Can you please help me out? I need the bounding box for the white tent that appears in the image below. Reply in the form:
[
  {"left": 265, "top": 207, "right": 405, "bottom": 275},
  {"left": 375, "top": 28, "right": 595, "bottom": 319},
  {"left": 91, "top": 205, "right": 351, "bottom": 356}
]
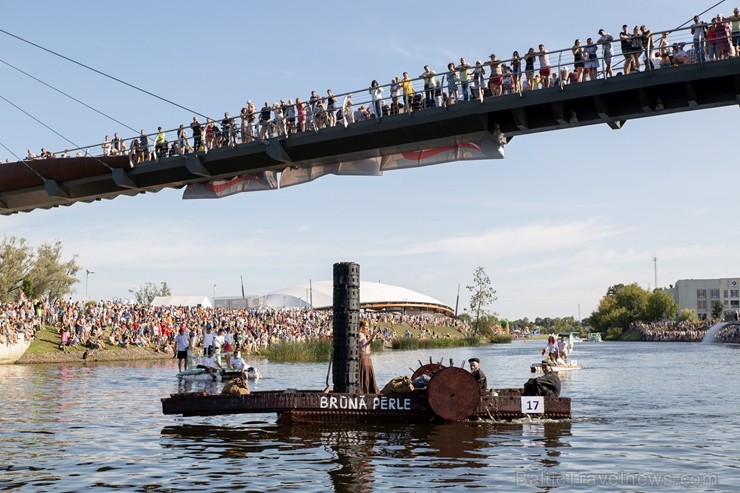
[{"left": 150, "top": 295, "right": 212, "bottom": 308}]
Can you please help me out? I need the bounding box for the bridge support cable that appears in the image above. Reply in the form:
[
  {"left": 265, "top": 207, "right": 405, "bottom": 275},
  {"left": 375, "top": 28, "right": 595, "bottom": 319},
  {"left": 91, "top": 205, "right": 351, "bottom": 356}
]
[
  {"left": 0, "top": 56, "right": 138, "bottom": 134},
  {"left": 0, "top": 28, "right": 208, "bottom": 120},
  {"left": 0, "top": 92, "right": 114, "bottom": 171}
]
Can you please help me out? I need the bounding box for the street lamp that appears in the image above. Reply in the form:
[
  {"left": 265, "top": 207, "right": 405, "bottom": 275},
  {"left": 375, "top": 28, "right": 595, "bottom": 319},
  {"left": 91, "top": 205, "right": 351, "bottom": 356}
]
[
  {"left": 213, "top": 284, "right": 217, "bottom": 303},
  {"left": 85, "top": 269, "right": 95, "bottom": 300}
]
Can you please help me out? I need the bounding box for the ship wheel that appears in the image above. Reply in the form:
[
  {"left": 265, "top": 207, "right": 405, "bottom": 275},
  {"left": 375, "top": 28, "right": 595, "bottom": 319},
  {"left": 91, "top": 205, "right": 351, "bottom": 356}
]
[{"left": 410, "top": 356, "right": 456, "bottom": 380}]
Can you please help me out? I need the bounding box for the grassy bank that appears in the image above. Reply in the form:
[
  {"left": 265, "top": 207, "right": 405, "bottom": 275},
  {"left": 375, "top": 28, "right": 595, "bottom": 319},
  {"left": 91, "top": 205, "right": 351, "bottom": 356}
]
[
  {"left": 19, "top": 323, "right": 512, "bottom": 365},
  {"left": 18, "top": 325, "right": 171, "bottom": 365}
]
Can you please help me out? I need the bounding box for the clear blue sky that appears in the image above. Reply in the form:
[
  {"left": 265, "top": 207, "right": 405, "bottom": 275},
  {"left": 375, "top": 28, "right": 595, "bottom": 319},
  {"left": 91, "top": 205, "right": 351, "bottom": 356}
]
[{"left": 1, "top": 1, "right": 737, "bottom": 320}]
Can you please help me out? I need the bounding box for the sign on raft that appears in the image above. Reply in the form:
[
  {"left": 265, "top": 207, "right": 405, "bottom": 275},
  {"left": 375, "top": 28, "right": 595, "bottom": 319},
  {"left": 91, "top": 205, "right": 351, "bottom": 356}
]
[
  {"left": 521, "top": 396, "right": 545, "bottom": 414},
  {"left": 319, "top": 395, "right": 412, "bottom": 411}
]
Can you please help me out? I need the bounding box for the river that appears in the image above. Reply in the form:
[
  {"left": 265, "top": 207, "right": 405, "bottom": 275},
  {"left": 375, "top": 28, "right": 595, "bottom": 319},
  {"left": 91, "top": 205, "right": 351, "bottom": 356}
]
[{"left": 2, "top": 341, "right": 738, "bottom": 492}]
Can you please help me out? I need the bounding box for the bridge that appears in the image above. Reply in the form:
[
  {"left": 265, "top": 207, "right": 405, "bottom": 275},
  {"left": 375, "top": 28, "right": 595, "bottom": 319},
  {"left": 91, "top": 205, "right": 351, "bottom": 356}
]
[{"left": 1, "top": 43, "right": 739, "bottom": 215}]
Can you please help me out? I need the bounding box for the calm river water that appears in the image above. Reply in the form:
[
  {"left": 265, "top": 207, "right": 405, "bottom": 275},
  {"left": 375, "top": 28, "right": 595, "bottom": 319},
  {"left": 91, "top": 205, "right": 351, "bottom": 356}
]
[{"left": 2, "top": 341, "right": 739, "bottom": 492}]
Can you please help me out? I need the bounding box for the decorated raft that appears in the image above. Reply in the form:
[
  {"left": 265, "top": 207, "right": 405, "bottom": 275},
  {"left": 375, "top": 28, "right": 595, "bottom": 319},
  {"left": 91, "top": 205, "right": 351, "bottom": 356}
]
[
  {"left": 162, "top": 365, "right": 571, "bottom": 424},
  {"left": 161, "top": 262, "right": 571, "bottom": 424}
]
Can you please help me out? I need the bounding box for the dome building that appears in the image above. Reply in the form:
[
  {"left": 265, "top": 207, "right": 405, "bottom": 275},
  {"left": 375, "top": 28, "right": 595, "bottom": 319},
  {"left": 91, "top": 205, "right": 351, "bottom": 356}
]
[{"left": 265, "top": 280, "right": 453, "bottom": 316}]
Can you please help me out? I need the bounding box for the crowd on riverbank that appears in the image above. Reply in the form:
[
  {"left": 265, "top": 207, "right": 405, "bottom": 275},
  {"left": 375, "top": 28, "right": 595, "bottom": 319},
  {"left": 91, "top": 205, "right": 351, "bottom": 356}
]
[
  {"left": 631, "top": 320, "right": 710, "bottom": 342},
  {"left": 12, "top": 299, "right": 471, "bottom": 356},
  {"left": 1, "top": 299, "right": 43, "bottom": 346},
  {"left": 629, "top": 319, "right": 740, "bottom": 343}
]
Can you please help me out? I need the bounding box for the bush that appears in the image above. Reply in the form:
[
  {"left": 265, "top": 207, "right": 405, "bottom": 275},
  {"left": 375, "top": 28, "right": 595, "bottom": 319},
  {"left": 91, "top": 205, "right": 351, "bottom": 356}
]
[{"left": 606, "top": 327, "right": 623, "bottom": 340}]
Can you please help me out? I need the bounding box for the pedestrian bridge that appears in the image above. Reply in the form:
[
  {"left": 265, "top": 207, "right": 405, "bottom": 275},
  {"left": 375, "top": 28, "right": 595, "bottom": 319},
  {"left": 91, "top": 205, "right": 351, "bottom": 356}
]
[{"left": 1, "top": 56, "right": 739, "bottom": 215}]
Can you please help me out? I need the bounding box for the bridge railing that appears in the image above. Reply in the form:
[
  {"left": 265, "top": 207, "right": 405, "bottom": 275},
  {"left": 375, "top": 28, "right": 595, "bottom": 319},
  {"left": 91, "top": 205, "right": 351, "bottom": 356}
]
[{"left": 20, "top": 22, "right": 728, "bottom": 164}]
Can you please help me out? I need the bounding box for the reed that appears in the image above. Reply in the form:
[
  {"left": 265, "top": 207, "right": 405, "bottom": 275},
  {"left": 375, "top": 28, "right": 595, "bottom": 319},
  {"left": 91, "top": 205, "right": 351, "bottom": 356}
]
[
  {"left": 489, "top": 334, "right": 514, "bottom": 344},
  {"left": 391, "top": 336, "right": 481, "bottom": 351},
  {"left": 262, "top": 339, "right": 333, "bottom": 363}
]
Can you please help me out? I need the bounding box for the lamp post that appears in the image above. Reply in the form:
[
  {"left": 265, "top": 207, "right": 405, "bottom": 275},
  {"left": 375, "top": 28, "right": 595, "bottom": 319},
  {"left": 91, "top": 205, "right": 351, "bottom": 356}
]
[
  {"left": 85, "top": 269, "right": 95, "bottom": 300},
  {"left": 213, "top": 284, "right": 217, "bottom": 304}
]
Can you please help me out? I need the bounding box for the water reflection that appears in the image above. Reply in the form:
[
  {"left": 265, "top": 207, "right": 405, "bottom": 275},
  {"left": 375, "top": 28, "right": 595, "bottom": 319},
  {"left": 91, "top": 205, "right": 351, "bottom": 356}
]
[{"left": 160, "top": 419, "right": 573, "bottom": 492}]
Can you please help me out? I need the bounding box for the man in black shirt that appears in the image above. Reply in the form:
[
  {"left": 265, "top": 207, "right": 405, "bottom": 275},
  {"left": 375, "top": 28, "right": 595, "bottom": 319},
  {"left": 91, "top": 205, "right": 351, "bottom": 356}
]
[
  {"left": 468, "top": 357, "right": 488, "bottom": 391},
  {"left": 523, "top": 360, "right": 561, "bottom": 397}
]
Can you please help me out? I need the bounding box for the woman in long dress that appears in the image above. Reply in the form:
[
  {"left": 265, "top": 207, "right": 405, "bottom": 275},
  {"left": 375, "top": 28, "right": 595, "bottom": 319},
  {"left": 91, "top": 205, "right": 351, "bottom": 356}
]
[{"left": 358, "top": 320, "right": 379, "bottom": 394}]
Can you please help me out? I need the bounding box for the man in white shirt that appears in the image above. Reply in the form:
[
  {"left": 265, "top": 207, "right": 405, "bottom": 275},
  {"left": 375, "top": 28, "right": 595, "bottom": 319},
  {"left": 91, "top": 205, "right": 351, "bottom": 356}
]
[
  {"left": 231, "top": 351, "right": 245, "bottom": 371},
  {"left": 201, "top": 348, "right": 223, "bottom": 379},
  {"left": 691, "top": 15, "right": 707, "bottom": 63},
  {"left": 174, "top": 326, "right": 190, "bottom": 372},
  {"left": 202, "top": 326, "right": 215, "bottom": 355}
]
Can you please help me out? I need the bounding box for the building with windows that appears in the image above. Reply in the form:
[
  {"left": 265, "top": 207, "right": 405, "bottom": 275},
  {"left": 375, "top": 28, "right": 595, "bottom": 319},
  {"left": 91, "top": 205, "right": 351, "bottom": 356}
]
[{"left": 665, "top": 278, "right": 740, "bottom": 320}]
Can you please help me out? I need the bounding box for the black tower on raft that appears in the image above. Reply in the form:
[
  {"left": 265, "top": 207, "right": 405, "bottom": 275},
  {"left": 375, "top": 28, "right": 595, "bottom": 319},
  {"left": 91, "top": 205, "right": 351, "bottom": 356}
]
[{"left": 332, "top": 262, "right": 360, "bottom": 393}]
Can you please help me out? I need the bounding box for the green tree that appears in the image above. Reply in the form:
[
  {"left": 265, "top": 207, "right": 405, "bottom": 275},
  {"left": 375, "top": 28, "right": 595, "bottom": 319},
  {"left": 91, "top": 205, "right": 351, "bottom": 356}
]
[
  {"left": 590, "top": 283, "right": 649, "bottom": 332},
  {"left": 129, "top": 281, "right": 172, "bottom": 304},
  {"left": 465, "top": 267, "right": 497, "bottom": 334},
  {"left": 711, "top": 301, "right": 724, "bottom": 319},
  {"left": 0, "top": 236, "right": 32, "bottom": 300},
  {"left": 26, "top": 241, "right": 80, "bottom": 300},
  {"left": 644, "top": 290, "right": 679, "bottom": 321},
  {"left": 677, "top": 308, "right": 697, "bottom": 323},
  {"left": 0, "top": 236, "right": 79, "bottom": 302}
]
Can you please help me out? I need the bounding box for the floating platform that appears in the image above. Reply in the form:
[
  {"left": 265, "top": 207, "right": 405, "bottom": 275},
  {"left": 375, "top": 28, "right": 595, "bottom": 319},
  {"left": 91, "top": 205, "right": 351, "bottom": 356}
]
[
  {"left": 162, "top": 367, "right": 571, "bottom": 424},
  {"left": 530, "top": 361, "right": 582, "bottom": 374}
]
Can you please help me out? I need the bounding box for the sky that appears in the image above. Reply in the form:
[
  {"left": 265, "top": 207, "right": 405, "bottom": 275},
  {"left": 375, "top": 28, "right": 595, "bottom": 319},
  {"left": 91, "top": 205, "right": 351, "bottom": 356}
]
[{"left": 1, "top": 1, "right": 738, "bottom": 321}]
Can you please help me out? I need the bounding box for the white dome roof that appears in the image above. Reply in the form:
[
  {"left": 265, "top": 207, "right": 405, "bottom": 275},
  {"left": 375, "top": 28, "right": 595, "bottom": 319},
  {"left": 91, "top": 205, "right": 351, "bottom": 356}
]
[{"left": 266, "top": 280, "right": 451, "bottom": 313}]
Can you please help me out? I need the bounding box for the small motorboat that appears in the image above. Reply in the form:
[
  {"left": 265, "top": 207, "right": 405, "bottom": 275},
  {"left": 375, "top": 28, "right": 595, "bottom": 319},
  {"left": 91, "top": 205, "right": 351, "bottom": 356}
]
[
  {"left": 177, "top": 366, "right": 262, "bottom": 381},
  {"left": 530, "top": 360, "right": 581, "bottom": 373}
]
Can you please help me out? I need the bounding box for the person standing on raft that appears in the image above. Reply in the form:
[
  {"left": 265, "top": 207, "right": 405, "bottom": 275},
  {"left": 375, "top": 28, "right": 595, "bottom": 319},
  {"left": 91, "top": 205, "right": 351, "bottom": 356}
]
[{"left": 358, "top": 320, "right": 379, "bottom": 394}]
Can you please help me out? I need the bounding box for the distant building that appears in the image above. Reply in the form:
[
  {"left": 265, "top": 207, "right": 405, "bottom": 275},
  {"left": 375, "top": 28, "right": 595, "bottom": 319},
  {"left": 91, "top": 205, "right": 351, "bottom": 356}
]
[
  {"left": 665, "top": 278, "right": 740, "bottom": 320},
  {"left": 214, "top": 281, "right": 453, "bottom": 316}
]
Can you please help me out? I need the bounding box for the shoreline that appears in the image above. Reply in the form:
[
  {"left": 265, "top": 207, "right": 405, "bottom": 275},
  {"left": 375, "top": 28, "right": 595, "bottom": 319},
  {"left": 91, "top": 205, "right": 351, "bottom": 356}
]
[{"left": 16, "top": 347, "right": 174, "bottom": 365}]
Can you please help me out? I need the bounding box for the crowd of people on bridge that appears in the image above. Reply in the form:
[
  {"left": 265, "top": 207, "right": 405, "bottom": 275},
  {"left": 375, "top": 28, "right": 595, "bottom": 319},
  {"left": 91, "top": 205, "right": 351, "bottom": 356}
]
[{"left": 12, "top": 9, "right": 740, "bottom": 164}]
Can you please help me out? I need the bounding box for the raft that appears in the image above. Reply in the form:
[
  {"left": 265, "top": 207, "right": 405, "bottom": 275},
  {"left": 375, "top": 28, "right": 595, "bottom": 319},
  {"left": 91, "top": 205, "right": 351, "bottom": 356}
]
[{"left": 162, "top": 366, "right": 571, "bottom": 423}]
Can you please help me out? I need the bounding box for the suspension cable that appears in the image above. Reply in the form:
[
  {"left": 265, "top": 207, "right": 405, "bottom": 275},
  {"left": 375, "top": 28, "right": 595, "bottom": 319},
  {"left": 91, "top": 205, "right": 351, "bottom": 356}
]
[
  {"left": 0, "top": 139, "right": 51, "bottom": 182},
  {"left": 0, "top": 28, "right": 208, "bottom": 119},
  {"left": 0, "top": 93, "right": 113, "bottom": 170},
  {"left": 0, "top": 56, "right": 138, "bottom": 134}
]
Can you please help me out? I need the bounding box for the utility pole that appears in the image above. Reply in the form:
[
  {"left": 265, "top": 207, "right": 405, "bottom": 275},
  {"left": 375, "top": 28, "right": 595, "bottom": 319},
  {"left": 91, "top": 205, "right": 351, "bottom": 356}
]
[
  {"left": 653, "top": 254, "right": 658, "bottom": 290},
  {"left": 454, "top": 283, "right": 460, "bottom": 317},
  {"left": 85, "top": 269, "right": 95, "bottom": 300}
]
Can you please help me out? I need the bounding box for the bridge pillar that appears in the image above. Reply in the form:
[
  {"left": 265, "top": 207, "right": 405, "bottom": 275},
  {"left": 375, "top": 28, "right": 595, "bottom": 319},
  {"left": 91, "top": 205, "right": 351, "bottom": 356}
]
[{"left": 332, "top": 262, "right": 360, "bottom": 393}]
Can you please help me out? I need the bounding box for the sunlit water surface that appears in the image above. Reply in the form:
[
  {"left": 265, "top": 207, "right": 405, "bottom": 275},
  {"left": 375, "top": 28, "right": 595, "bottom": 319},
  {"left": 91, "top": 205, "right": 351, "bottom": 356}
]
[{"left": 2, "top": 341, "right": 739, "bottom": 492}]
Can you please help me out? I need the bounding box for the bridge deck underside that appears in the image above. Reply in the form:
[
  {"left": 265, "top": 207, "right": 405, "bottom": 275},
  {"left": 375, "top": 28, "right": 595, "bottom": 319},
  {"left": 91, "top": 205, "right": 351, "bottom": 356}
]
[{"left": 1, "top": 59, "right": 738, "bottom": 215}]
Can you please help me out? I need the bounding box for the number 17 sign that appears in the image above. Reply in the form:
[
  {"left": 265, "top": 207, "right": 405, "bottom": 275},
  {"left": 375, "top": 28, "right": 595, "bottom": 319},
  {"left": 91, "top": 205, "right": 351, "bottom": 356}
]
[{"left": 521, "top": 396, "right": 544, "bottom": 414}]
